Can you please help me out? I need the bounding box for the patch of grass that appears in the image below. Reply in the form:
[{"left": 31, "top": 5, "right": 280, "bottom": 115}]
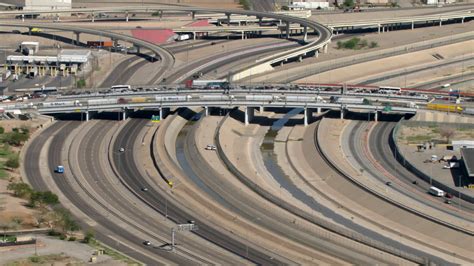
[
  {"left": 239, "top": 0, "right": 251, "bottom": 10},
  {"left": 1, "top": 235, "right": 17, "bottom": 242}
]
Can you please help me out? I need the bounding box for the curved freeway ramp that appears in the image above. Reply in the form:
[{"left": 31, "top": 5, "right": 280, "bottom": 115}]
[{"left": 0, "top": 6, "right": 333, "bottom": 84}]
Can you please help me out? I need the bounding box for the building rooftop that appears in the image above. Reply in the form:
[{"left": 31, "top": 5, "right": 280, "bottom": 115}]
[{"left": 461, "top": 148, "right": 474, "bottom": 178}]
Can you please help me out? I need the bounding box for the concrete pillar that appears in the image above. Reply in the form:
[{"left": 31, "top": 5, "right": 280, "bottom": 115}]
[
  {"left": 226, "top": 13, "right": 231, "bottom": 26},
  {"left": 298, "top": 56, "right": 303, "bottom": 62},
  {"left": 21, "top": 14, "right": 25, "bottom": 22},
  {"left": 374, "top": 111, "right": 378, "bottom": 122},
  {"left": 382, "top": 26, "right": 385, "bottom": 33},
  {"left": 260, "top": 106, "right": 264, "bottom": 113},
  {"left": 91, "top": 13, "right": 95, "bottom": 22},
  {"left": 122, "top": 109, "right": 127, "bottom": 120},
  {"left": 462, "top": 17, "right": 464, "bottom": 23},
  {"left": 439, "top": 20, "right": 442, "bottom": 27},
  {"left": 191, "top": 11, "right": 196, "bottom": 20},
  {"left": 378, "top": 24, "right": 380, "bottom": 34},
  {"left": 125, "top": 12, "right": 129, "bottom": 22},
  {"left": 323, "top": 44, "right": 328, "bottom": 53},
  {"left": 28, "top": 27, "right": 31, "bottom": 35},
  {"left": 285, "top": 21, "right": 290, "bottom": 39},
  {"left": 315, "top": 50, "right": 319, "bottom": 58},
  {"left": 258, "top": 16, "right": 262, "bottom": 26},
  {"left": 303, "top": 25, "right": 308, "bottom": 42},
  {"left": 204, "top": 106, "right": 209, "bottom": 116},
  {"left": 411, "top": 21, "right": 414, "bottom": 30},
  {"left": 317, "top": 107, "right": 321, "bottom": 114},
  {"left": 134, "top": 45, "right": 140, "bottom": 54},
  {"left": 241, "top": 31, "right": 244, "bottom": 40},
  {"left": 75, "top": 32, "right": 80, "bottom": 45},
  {"left": 85, "top": 111, "right": 89, "bottom": 121},
  {"left": 159, "top": 107, "right": 170, "bottom": 119},
  {"left": 340, "top": 108, "right": 345, "bottom": 120},
  {"left": 304, "top": 108, "right": 312, "bottom": 126},
  {"left": 245, "top": 107, "right": 254, "bottom": 126}
]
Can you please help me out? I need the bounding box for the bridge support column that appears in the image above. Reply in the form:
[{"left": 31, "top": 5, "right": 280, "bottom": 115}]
[
  {"left": 28, "top": 27, "right": 32, "bottom": 35},
  {"left": 315, "top": 50, "right": 319, "bottom": 58},
  {"left": 122, "top": 109, "right": 127, "bottom": 120},
  {"left": 134, "top": 45, "right": 140, "bottom": 54},
  {"left": 260, "top": 106, "right": 264, "bottom": 113},
  {"left": 285, "top": 21, "right": 290, "bottom": 39},
  {"left": 298, "top": 56, "right": 303, "bottom": 62},
  {"left": 439, "top": 20, "right": 442, "bottom": 27},
  {"left": 377, "top": 24, "right": 380, "bottom": 34},
  {"left": 304, "top": 108, "right": 312, "bottom": 127},
  {"left": 191, "top": 11, "right": 196, "bottom": 20},
  {"left": 159, "top": 10, "right": 163, "bottom": 20},
  {"left": 303, "top": 25, "right": 308, "bottom": 42},
  {"left": 91, "top": 13, "right": 95, "bottom": 22},
  {"left": 75, "top": 32, "right": 80, "bottom": 45},
  {"left": 462, "top": 17, "right": 464, "bottom": 23},
  {"left": 323, "top": 44, "right": 328, "bottom": 53},
  {"left": 258, "top": 16, "right": 263, "bottom": 26},
  {"left": 374, "top": 111, "right": 378, "bottom": 122},
  {"left": 245, "top": 106, "right": 254, "bottom": 126},
  {"left": 382, "top": 26, "right": 385, "bottom": 33},
  {"left": 411, "top": 21, "right": 414, "bottom": 30},
  {"left": 85, "top": 111, "right": 89, "bottom": 121},
  {"left": 159, "top": 107, "right": 170, "bottom": 120},
  {"left": 204, "top": 106, "right": 210, "bottom": 116},
  {"left": 317, "top": 107, "right": 322, "bottom": 114},
  {"left": 226, "top": 13, "right": 231, "bottom": 26},
  {"left": 340, "top": 108, "right": 345, "bottom": 120},
  {"left": 241, "top": 31, "right": 245, "bottom": 40},
  {"left": 21, "top": 14, "right": 25, "bottom": 22},
  {"left": 125, "top": 12, "right": 129, "bottom": 22}
]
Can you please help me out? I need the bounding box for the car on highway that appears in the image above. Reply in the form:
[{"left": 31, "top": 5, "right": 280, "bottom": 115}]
[
  {"left": 55, "top": 165, "right": 64, "bottom": 174},
  {"left": 141, "top": 188, "right": 148, "bottom": 192},
  {"left": 445, "top": 199, "right": 452, "bottom": 204},
  {"left": 119, "top": 147, "right": 125, "bottom": 152},
  {"left": 385, "top": 181, "right": 392, "bottom": 186},
  {"left": 445, "top": 193, "right": 453, "bottom": 199},
  {"left": 143, "top": 241, "right": 151, "bottom": 246},
  {"left": 205, "top": 144, "right": 217, "bottom": 150}
]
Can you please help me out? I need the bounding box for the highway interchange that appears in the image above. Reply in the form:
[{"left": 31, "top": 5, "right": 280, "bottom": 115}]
[{"left": 4, "top": 1, "right": 474, "bottom": 265}]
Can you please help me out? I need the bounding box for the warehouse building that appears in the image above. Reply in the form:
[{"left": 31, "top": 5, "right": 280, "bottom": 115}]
[
  {"left": 0, "top": 0, "right": 71, "bottom": 10},
  {"left": 460, "top": 148, "right": 474, "bottom": 180}
]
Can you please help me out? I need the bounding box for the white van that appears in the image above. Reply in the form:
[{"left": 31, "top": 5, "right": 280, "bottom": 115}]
[{"left": 429, "top": 186, "right": 445, "bottom": 197}]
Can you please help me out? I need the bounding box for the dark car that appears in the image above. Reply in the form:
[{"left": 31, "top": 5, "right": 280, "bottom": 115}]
[{"left": 445, "top": 193, "right": 453, "bottom": 199}]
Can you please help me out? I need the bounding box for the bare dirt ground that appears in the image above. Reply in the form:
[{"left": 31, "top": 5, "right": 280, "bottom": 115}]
[{"left": 1, "top": 236, "right": 128, "bottom": 266}]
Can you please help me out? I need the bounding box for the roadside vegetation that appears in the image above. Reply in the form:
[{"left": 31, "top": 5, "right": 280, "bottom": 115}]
[
  {"left": 5, "top": 182, "right": 82, "bottom": 239},
  {"left": 5, "top": 253, "right": 82, "bottom": 266},
  {"left": 336, "top": 37, "right": 378, "bottom": 50},
  {"left": 0, "top": 126, "right": 29, "bottom": 179},
  {"left": 239, "top": 0, "right": 251, "bottom": 10}
]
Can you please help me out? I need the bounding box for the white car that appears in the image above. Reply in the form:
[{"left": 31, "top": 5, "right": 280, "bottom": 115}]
[
  {"left": 119, "top": 147, "right": 125, "bottom": 152},
  {"left": 205, "top": 144, "right": 217, "bottom": 150}
]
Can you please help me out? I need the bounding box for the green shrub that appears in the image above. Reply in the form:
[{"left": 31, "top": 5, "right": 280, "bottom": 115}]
[
  {"left": 369, "top": 41, "right": 378, "bottom": 48},
  {"left": 0, "top": 127, "right": 4, "bottom": 134},
  {"left": 76, "top": 79, "right": 86, "bottom": 88},
  {"left": 5, "top": 155, "right": 19, "bottom": 169},
  {"left": 7, "top": 182, "right": 32, "bottom": 198},
  {"left": 29, "top": 256, "right": 41, "bottom": 263},
  {"left": 59, "top": 234, "right": 66, "bottom": 240},
  {"left": 83, "top": 229, "right": 95, "bottom": 243},
  {"left": 239, "top": 0, "right": 251, "bottom": 10},
  {"left": 68, "top": 236, "right": 76, "bottom": 241}
]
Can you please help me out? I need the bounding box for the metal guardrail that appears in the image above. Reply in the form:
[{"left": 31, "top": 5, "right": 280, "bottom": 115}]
[
  {"left": 391, "top": 119, "right": 474, "bottom": 204},
  {"left": 315, "top": 117, "right": 474, "bottom": 235},
  {"left": 213, "top": 112, "right": 425, "bottom": 264}
]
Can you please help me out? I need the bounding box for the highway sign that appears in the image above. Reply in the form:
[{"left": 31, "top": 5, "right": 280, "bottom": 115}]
[{"left": 151, "top": 115, "right": 160, "bottom": 122}]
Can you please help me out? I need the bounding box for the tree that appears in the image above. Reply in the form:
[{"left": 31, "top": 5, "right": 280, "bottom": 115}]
[
  {"left": 5, "top": 155, "right": 19, "bottom": 169},
  {"left": 440, "top": 127, "right": 455, "bottom": 144},
  {"left": 343, "top": 0, "right": 355, "bottom": 8},
  {"left": 5, "top": 132, "right": 29, "bottom": 146},
  {"left": 83, "top": 229, "right": 95, "bottom": 243},
  {"left": 29, "top": 191, "right": 59, "bottom": 208},
  {"left": 0, "top": 127, "right": 4, "bottom": 134},
  {"left": 7, "top": 182, "right": 32, "bottom": 198},
  {"left": 54, "top": 208, "right": 80, "bottom": 234}
]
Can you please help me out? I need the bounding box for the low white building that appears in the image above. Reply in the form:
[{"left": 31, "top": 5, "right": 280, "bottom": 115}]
[
  {"left": 290, "top": 1, "right": 330, "bottom": 9},
  {"left": 1, "top": 0, "right": 71, "bottom": 10},
  {"left": 425, "top": 0, "right": 439, "bottom": 5},
  {"left": 452, "top": 140, "right": 474, "bottom": 151}
]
